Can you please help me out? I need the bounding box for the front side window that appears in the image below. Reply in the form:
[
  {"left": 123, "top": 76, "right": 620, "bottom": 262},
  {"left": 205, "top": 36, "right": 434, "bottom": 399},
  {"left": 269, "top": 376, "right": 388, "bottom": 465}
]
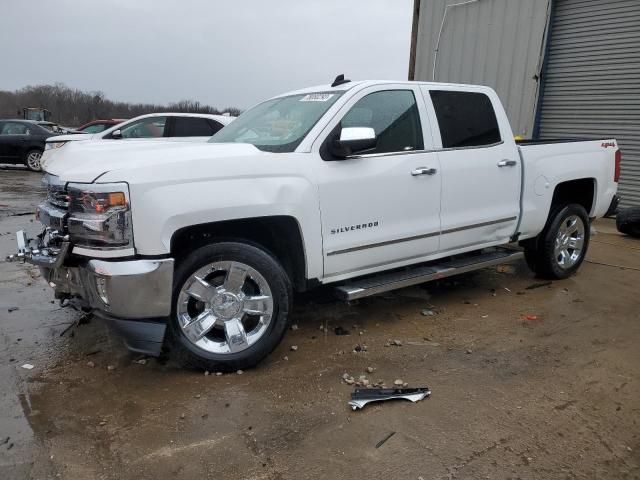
[
  {"left": 173, "top": 117, "right": 217, "bottom": 137},
  {"left": 340, "top": 90, "right": 424, "bottom": 154},
  {"left": 120, "top": 116, "right": 167, "bottom": 138},
  {"left": 0, "top": 122, "right": 30, "bottom": 135},
  {"left": 430, "top": 91, "right": 501, "bottom": 148},
  {"left": 210, "top": 92, "right": 343, "bottom": 153}
]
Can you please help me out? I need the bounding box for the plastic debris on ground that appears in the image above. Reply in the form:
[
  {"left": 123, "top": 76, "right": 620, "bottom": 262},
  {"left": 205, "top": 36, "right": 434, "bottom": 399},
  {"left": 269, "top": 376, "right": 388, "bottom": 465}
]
[{"left": 348, "top": 387, "right": 431, "bottom": 410}]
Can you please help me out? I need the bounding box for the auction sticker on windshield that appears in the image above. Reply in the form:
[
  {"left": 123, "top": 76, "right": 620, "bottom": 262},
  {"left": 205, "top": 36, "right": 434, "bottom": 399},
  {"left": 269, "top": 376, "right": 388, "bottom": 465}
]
[{"left": 300, "top": 93, "right": 335, "bottom": 102}]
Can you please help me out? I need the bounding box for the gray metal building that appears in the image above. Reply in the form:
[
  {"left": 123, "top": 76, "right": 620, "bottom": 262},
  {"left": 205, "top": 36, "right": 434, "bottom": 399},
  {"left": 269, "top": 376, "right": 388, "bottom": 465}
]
[{"left": 410, "top": 0, "right": 640, "bottom": 207}]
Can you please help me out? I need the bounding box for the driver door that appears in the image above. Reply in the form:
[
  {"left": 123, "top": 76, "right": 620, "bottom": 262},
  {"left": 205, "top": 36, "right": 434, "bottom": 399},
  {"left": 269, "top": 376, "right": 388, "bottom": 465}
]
[{"left": 312, "top": 85, "right": 442, "bottom": 280}]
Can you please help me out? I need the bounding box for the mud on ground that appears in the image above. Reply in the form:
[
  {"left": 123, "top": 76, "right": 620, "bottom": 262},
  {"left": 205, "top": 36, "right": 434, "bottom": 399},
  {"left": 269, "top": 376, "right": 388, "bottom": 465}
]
[{"left": 0, "top": 166, "right": 638, "bottom": 479}]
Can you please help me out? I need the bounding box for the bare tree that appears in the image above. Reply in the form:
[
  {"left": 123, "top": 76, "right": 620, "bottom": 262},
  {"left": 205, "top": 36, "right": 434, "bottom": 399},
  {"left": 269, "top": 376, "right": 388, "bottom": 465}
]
[{"left": 0, "top": 83, "right": 240, "bottom": 126}]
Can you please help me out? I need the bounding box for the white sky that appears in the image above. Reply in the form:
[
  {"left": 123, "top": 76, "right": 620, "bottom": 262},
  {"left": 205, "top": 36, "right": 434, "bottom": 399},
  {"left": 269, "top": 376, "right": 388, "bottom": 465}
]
[{"left": 1, "top": 0, "right": 414, "bottom": 109}]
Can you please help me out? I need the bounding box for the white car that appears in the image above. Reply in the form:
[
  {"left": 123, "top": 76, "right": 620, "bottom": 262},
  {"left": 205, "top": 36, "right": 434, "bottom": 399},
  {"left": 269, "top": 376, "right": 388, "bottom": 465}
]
[
  {"left": 13, "top": 78, "right": 620, "bottom": 371},
  {"left": 41, "top": 112, "right": 235, "bottom": 169}
]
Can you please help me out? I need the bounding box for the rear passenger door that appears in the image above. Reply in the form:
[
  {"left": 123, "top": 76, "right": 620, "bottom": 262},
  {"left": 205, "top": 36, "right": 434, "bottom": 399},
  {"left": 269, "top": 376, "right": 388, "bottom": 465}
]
[
  {"left": 422, "top": 87, "right": 521, "bottom": 253},
  {"left": 170, "top": 117, "right": 222, "bottom": 137}
]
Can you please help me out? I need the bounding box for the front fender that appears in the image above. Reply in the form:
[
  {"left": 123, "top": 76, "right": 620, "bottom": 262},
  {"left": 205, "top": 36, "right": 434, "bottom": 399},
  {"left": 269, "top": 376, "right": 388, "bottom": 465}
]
[{"left": 126, "top": 163, "right": 323, "bottom": 280}]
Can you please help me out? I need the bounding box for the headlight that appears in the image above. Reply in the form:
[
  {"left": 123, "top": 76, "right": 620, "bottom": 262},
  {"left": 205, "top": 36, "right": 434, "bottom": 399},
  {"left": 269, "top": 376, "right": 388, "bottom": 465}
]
[
  {"left": 45, "top": 141, "right": 68, "bottom": 150},
  {"left": 67, "top": 183, "right": 133, "bottom": 250}
]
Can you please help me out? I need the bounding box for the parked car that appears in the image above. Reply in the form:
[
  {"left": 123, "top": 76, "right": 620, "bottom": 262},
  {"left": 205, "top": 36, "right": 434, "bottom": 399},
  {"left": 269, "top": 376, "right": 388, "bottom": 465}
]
[
  {"left": 41, "top": 113, "right": 235, "bottom": 170},
  {"left": 11, "top": 78, "right": 620, "bottom": 371},
  {"left": 43, "top": 112, "right": 235, "bottom": 150},
  {"left": 0, "top": 119, "right": 57, "bottom": 171},
  {"left": 75, "top": 119, "right": 127, "bottom": 134}
]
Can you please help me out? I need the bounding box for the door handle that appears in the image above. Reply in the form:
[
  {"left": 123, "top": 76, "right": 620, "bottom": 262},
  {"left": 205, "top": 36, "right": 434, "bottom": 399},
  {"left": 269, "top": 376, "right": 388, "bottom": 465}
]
[
  {"left": 497, "top": 159, "right": 517, "bottom": 167},
  {"left": 411, "top": 167, "right": 437, "bottom": 176}
]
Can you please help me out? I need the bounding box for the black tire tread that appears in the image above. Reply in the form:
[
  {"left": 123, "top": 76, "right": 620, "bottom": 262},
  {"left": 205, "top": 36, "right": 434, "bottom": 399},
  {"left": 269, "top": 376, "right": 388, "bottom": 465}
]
[
  {"left": 616, "top": 207, "right": 640, "bottom": 238},
  {"left": 524, "top": 203, "right": 590, "bottom": 280}
]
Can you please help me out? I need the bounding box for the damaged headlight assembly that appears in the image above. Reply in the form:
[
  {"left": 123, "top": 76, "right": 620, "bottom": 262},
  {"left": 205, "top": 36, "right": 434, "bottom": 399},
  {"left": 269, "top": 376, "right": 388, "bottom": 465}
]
[
  {"left": 45, "top": 141, "right": 68, "bottom": 150},
  {"left": 67, "top": 183, "right": 134, "bottom": 251}
]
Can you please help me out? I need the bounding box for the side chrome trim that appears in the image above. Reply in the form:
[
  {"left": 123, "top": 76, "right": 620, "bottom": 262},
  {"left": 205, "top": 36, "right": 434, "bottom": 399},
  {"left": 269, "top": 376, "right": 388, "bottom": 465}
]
[
  {"left": 346, "top": 140, "right": 505, "bottom": 160},
  {"left": 324, "top": 251, "right": 437, "bottom": 278},
  {"left": 325, "top": 216, "right": 517, "bottom": 257},
  {"left": 326, "top": 231, "right": 439, "bottom": 257},
  {"left": 441, "top": 216, "right": 517, "bottom": 235}
]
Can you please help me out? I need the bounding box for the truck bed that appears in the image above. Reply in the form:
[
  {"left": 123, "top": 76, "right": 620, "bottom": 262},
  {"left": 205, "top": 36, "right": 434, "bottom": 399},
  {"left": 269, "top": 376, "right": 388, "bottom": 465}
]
[{"left": 516, "top": 137, "right": 619, "bottom": 240}]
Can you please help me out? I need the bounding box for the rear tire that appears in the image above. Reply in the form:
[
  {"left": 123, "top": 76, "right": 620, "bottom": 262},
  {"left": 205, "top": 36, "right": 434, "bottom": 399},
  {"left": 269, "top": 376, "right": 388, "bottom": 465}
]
[
  {"left": 166, "top": 241, "right": 292, "bottom": 371},
  {"left": 24, "top": 150, "right": 43, "bottom": 172},
  {"left": 524, "top": 204, "right": 590, "bottom": 279},
  {"left": 616, "top": 207, "right": 640, "bottom": 238}
]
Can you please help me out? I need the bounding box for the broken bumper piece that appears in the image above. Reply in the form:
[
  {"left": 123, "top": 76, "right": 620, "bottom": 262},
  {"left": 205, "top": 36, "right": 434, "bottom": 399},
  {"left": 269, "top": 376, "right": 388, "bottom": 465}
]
[
  {"left": 6, "top": 229, "right": 173, "bottom": 356},
  {"left": 348, "top": 387, "right": 431, "bottom": 410}
]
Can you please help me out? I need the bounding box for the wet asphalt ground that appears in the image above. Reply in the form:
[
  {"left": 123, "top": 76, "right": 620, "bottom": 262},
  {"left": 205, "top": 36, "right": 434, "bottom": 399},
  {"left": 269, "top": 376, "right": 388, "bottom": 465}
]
[{"left": 0, "top": 165, "right": 639, "bottom": 479}]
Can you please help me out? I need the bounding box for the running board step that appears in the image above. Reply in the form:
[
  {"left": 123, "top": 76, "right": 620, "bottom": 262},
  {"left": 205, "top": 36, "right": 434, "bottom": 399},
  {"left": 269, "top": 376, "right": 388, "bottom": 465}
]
[{"left": 334, "top": 248, "right": 524, "bottom": 301}]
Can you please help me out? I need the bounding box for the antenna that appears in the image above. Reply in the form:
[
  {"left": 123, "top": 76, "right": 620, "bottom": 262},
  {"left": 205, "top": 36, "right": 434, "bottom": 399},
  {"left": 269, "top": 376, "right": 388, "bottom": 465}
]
[{"left": 331, "top": 74, "right": 351, "bottom": 87}]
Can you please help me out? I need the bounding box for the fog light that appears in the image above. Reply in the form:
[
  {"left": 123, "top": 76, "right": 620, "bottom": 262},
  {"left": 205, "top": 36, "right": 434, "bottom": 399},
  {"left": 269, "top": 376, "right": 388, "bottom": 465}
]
[{"left": 95, "top": 277, "right": 109, "bottom": 305}]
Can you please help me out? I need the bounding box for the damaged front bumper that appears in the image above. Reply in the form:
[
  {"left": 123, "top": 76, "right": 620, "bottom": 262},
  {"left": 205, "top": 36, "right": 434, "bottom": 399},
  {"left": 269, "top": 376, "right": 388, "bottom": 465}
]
[{"left": 7, "top": 230, "right": 174, "bottom": 355}]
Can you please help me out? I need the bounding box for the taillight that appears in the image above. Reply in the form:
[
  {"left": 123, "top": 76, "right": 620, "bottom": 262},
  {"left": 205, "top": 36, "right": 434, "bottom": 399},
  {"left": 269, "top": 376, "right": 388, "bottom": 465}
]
[{"left": 614, "top": 149, "right": 622, "bottom": 182}]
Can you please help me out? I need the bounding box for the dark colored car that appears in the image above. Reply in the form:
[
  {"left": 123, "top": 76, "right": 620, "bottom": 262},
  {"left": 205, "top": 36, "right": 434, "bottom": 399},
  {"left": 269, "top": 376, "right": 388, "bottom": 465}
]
[
  {"left": 76, "top": 119, "right": 127, "bottom": 134},
  {"left": 0, "top": 119, "right": 55, "bottom": 171}
]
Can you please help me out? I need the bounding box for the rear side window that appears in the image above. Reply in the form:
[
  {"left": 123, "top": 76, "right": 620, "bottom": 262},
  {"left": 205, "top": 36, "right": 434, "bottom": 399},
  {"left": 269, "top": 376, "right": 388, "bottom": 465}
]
[
  {"left": 0, "top": 122, "right": 30, "bottom": 135},
  {"left": 429, "top": 91, "right": 501, "bottom": 148},
  {"left": 172, "top": 117, "right": 217, "bottom": 137},
  {"left": 341, "top": 90, "right": 424, "bottom": 154}
]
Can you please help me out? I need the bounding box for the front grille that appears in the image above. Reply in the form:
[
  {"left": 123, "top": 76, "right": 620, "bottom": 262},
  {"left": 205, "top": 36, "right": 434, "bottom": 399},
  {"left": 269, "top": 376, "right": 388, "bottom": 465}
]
[
  {"left": 47, "top": 188, "right": 69, "bottom": 209},
  {"left": 43, "top": 174, "right": 69, "bottom": 209}
]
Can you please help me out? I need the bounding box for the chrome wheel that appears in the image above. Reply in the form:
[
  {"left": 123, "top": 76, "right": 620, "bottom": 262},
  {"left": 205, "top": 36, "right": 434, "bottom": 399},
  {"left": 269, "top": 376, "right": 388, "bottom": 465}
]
[
  {"left": 26, "top": 151, "right": 42, "bottom": 171},
  {"left": 554, "top": 215, "right": 585, "bottom": 269},
  {"left": 176, "top": 261, "right": 274, "bottom": 354}
]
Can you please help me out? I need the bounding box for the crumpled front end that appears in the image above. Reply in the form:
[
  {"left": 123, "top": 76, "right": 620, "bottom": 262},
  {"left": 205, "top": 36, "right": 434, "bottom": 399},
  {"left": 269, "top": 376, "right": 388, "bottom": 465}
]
[{"left": 6, "top": 173, "right": 174, "bottom": 355}]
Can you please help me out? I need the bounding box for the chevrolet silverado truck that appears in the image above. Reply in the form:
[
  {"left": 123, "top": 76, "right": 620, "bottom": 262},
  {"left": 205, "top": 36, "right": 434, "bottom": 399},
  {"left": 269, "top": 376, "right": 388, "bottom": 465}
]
[{"left": 8, "top": 77, "right": 621, "bottom": 371}]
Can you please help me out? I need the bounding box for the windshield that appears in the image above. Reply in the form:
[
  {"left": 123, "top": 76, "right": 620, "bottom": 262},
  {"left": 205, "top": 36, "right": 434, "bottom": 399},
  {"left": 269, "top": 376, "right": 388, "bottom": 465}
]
[{"left": 209, "top": 92, "right": 343, "bottom": 152}]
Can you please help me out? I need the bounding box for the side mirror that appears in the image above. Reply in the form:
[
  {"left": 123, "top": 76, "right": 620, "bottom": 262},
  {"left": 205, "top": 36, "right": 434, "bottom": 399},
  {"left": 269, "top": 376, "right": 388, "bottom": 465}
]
[
  {"left": 110, "top": 129, "right": 122, "bottom": 139},
  {"left": 330, "top": 127, "right": 376, "bottom": 159}
]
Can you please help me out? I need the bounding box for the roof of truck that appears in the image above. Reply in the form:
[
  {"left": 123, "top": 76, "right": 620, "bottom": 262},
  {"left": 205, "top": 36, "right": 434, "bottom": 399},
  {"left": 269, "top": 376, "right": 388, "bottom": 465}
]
[{"left": 276, "top": 79, "right": 492, "bottom": 98}]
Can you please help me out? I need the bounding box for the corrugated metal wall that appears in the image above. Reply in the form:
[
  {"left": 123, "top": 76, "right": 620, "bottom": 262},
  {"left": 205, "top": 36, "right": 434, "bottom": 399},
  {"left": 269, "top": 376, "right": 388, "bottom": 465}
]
[
  {"left": 411, "top": 0, "right": 551, "bottom": 137},
  {"left": 537, "top": 0, "right": 640, "bottom": 207}
]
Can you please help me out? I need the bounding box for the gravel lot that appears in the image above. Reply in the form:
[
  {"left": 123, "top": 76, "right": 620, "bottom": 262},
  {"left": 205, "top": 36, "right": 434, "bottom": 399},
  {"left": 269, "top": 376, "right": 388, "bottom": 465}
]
[{"left": 1, "top": 166, "right": 638, "bottom": 479}]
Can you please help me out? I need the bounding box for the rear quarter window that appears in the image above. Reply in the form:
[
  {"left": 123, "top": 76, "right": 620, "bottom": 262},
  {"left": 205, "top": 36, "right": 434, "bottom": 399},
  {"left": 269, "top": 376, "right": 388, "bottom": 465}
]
[
  {"left": 429, "top": 91, "right": 501, "bottom": 148},
  {"left": 173, "top": 117, "right": 216, "bottom": 137}
]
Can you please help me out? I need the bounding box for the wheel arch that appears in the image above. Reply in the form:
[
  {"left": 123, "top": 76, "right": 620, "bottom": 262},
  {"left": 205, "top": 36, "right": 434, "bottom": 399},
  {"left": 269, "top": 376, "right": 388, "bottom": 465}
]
[
  {"left": 550, "top": 178, "right": 597, "bottom": 217},
  {"left": 170, "top": 216, "right": 309, "bottom": 292}
]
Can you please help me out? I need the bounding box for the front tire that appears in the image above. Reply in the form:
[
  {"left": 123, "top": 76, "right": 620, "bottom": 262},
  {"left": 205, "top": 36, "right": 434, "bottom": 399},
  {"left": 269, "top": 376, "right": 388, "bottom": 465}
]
[
  {"left": 524, "top": 204, "right": 590, "bottom": 279},
  {"left": 24, "top": 150, "right": 43, "bottom": 172},
  {"left": 166, "top": 242, "right": 292, "bottom": 371}
]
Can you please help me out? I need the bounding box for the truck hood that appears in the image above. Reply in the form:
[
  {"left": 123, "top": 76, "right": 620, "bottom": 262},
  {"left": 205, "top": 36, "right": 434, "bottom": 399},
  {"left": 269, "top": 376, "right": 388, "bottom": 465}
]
[{"left": 45, "top": 140, "right": 264, "bottom": 183}]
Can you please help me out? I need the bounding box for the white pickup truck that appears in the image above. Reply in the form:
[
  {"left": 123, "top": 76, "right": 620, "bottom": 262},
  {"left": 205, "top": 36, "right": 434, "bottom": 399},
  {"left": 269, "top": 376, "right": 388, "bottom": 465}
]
[{"left": 9, "top": 77, "right": 621, "bottom": 371}]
